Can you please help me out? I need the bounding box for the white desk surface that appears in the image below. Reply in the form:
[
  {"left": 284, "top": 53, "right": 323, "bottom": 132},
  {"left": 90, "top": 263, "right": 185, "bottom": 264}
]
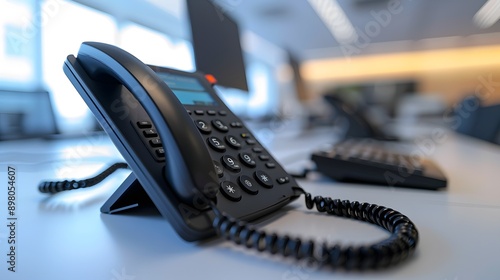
[{"left": 0, "top": 124, "right": 499, "bottom": 280}]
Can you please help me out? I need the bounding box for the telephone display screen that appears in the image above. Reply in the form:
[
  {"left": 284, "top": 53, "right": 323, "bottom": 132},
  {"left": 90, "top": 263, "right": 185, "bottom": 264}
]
[{"left": 156, "top": 72, "right": 217, "bottom": 106}]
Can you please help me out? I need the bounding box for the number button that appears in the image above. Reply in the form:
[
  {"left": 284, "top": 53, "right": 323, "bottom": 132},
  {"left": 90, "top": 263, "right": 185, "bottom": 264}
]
[
  {"left": 238, "top": 175, "right": 258, "bottom": 195},
  {"left": 220, "top": 181, "right": 242, "bottom": 201},
  {"left": 208, "top": 137, "right": 226, "bottom": 152},
  {"left": 254, "top": 170, "right": 273, "bottom": 188},
  {"left": 212, "top": 120, "right": 228, "bottom": 132},
  {"left": 239, "top": 153, "right": 256, "bottom": 167},
  {"left": 195, "top": 120, "right": 211, "bottom": 134},
  {"left": 222, "top": 155, "right": 241, "bottom": 172},
  {"left": 225, "top": 135, "right": 242, "bottom": 149}
]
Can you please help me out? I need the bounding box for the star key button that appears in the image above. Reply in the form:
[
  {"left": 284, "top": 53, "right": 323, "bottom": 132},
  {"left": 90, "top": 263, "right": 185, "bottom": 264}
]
[
  {"left": 254, "top": 170, "right": 273, "bottom": 188},
  {"left": 220, "top": 181, "right": 242, "bottom": 201}
]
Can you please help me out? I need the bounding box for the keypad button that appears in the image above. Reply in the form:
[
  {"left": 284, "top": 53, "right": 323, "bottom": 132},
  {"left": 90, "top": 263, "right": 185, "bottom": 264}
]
[
  {"left": 246, "top": 139, "right": 256, "bottom": 145},
  {"left": 277, "top": 176, "right": 290, "bottom": 184},
  {"left": 239, "top": 153, "right": 256, "bottom": 167},
  {"left": 219, "top": 110, "right": 227, "bottom": 116},
  {"left": 220, "top": 181, "right": 241, "bottom": 201},
  {"left": 213, "top": 161, "right": 224, "bottom": 178},
  {"left": 149, "top": 138, "right": 162, "bottom": 147},
  {"left": 230, "top": 122, "right": 243, "bottom": 128},
  {"left": 239, "top": 175, "right": 259, "bottom": 195},
  {"left": 137, "top": 121, "right": 152, "bottom": 128},
  {"left": 212, "top": 120, "right": 229, "bottom": 132},
  {"left": 222, "top": 155, "right": 241, "bottom": 172},
  {"left": 266, "top": 163, "right": 276, "bottom": 169},
  {"left": 156, "top": 148, "right": 165, "bottom": 157},
  {"left": 208, "top": 137, "right": 226, "bottom": 152},
  {"left": 195, "top": 120, "right": 211, "bottom": 134},
  {"left": 207, "top": 110, "right": 217, "bottom": 115},
  {"left": 254, "top": 170, "right": 273, "bottom": 188},
  {"left": 252, "top": 147, "right": 263, "bottom": 153},
  {"left": 143, "top": 129, "right": 158, "bottom": 138},
  {"left": 194, "top": 110, "right": 204, "bottom": 115},
  {"left": 259, "top": 155, "right": 270, "bottom": 161},
  {"left": 225, "top": 135, "right": 242, "bottom": 149}
]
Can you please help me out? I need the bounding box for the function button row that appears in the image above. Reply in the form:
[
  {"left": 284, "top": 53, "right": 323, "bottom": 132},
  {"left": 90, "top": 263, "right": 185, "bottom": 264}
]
[
  {"left": 136, "top": 121, "right": 164, "bottom": 161},
  {"left": 191, "top": 110, "right": 227, "bottom": 116}
]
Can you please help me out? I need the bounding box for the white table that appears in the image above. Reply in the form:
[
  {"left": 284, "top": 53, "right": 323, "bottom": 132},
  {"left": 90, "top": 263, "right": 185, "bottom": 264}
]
[{"left": 0, "top": 125, "right": 499, "bottom": 280}]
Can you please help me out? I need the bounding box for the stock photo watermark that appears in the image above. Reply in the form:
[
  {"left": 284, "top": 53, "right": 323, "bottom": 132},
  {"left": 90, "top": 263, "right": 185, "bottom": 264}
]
[{"left": 5, "top": 166, "right": 18, "bottom": 273}]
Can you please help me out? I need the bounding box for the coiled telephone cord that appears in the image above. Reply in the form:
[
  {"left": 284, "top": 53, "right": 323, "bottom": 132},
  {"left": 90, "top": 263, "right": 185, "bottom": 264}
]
[
  {"left": 211, "top": 188, "right": 418, "bottom": 270},
  {"left": 39, "top": 162, "right": 419, "bottom": 270}
]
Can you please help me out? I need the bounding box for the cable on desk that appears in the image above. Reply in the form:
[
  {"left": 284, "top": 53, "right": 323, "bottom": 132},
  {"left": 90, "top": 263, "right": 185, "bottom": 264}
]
[
  {"left": 211, "top": 187, "right": 418, "bottom": 270},
  {"left": 38, "top": 162, "right": 129, "bottom": 194}
]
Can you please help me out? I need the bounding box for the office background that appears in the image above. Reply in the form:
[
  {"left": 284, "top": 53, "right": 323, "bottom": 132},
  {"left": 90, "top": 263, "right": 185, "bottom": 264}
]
[
  {"left": 2, "top": 0, "right": 500, "bottom": 279},
  {"left": 2, "top": 0, "right": 500, "bottom": 140}
]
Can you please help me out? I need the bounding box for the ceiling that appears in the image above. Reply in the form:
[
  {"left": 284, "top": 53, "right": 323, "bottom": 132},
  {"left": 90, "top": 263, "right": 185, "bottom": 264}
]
[
  {"left": 215, "top": 0, "right": 500, "bottom": 60},
  {"left": 73, "top": 0, "right": 500, "bottom": 61}
]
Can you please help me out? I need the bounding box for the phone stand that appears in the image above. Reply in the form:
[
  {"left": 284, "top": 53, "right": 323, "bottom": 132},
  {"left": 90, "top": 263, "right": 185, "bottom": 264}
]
[{"left": 101, "top": 173, "right": 155, "bottom": 214}]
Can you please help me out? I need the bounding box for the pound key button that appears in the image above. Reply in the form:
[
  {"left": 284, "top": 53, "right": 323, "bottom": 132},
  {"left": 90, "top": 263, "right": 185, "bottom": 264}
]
[{"left": 220, "top": 181, "right": 241, "bottom": 201}]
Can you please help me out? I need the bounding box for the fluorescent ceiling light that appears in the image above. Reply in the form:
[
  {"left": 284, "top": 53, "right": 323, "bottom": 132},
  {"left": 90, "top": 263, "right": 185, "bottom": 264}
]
[
  {"left": 307, "top": 0, "right": 358, "bottom": 44},
  {"left": 474, "top": 0, "right": 500, "bottom": 29}
]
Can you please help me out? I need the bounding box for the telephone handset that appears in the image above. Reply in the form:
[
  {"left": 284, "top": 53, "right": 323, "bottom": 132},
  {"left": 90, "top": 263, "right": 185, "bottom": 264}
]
[
  {"left": 64, "top": 41, "right": 299, "bottom": 240},
  {"left": 60, "top": 42, "right": 419, "bottom": 270}
]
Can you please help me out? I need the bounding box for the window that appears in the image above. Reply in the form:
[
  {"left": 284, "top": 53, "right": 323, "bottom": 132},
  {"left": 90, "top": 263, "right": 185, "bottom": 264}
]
[
  {"left": 41, "top": 0, "right": 117, "bottom": 133},
  {"left": 0, "top": 0, "right": 37, "bottom": 90},
  {"left": 118, "top": 22, "right": 194, "bottom": 71}
]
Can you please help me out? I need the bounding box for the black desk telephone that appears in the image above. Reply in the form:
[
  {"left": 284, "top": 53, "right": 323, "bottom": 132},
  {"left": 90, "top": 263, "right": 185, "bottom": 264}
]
[{"left": 44, "top": 42, "right": 419, "bottom": 270}]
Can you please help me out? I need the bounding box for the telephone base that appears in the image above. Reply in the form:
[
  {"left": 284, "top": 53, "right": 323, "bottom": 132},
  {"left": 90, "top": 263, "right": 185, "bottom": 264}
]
[{"left": 101, "top": 173, "right": 155, "bottom": 214}]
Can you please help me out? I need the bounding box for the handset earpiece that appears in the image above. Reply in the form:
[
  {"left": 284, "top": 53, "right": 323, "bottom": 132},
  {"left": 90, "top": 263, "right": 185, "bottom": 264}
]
[{"left": 75, "top": 41, "right": 218, "bottom": 202}]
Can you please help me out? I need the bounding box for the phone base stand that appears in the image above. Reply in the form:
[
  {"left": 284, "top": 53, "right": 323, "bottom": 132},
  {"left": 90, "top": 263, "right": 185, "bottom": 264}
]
[{"left": 101, "top": 173, "right": 155, "bottom": 214}]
